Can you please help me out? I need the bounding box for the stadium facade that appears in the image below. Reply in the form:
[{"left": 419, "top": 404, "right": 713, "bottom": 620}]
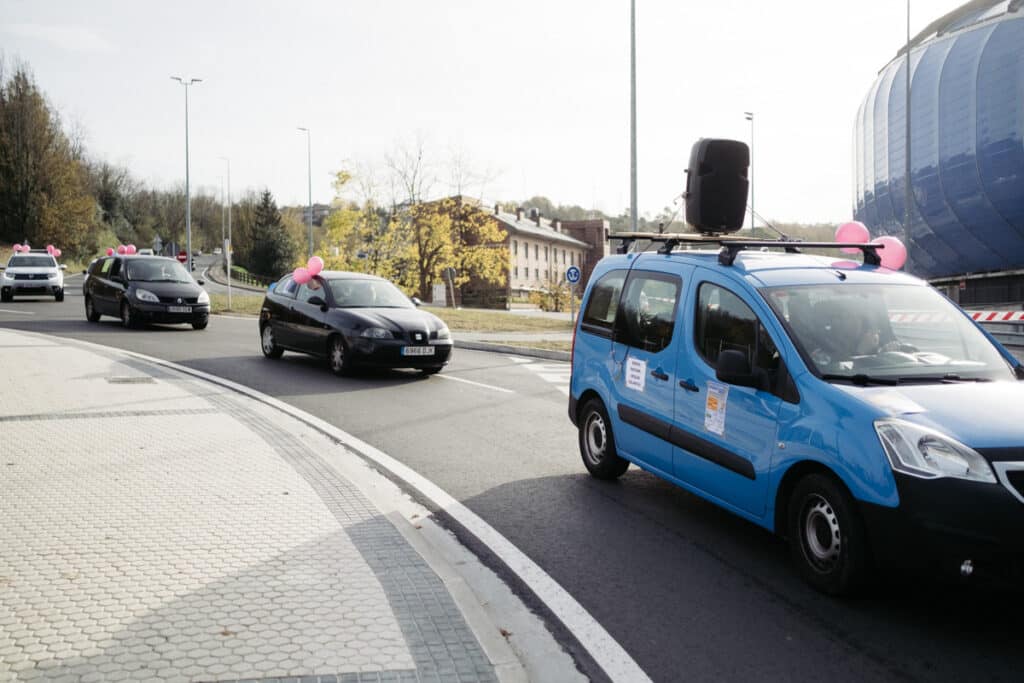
[{"left": 853, "top": 0, "right": 1024, "bottom": 305}]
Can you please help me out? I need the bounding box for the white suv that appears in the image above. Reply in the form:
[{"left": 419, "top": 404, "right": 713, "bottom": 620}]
[{"left": 1, "top": 250, "right": 66, "bottom": 302}]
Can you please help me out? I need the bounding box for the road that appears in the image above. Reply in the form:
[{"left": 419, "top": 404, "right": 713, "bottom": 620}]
[{"left": 2, "top": 283, "right": 1022, "bottom": 683}]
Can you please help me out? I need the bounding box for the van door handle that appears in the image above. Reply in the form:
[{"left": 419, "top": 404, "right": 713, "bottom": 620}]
[
  {"left": 679, "top": 379, "right": 700, "bottom": 392},
  {"left": 650, "top": 369, "right": 668, "bottom": 381}
]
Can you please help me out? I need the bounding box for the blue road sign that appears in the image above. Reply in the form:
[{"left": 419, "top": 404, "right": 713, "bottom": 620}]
[{"left": 566, "top": 265, "right": 581, "bottom": 284}]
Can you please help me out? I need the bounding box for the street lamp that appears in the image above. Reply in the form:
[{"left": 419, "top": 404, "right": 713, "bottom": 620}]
[
  {"left": 629, "top": 0, "right": 637, "bottom": 232},
  {"left": 171, "top": 76, "right": 201, "bottom": 268},
  {"left": 744, "top": 111, "right": 754, "bottom": 232},
  {"left": 297, "top": 127, "right": 313, "bottom": 258},
  {"left": 220, "top": 156, "right": 232, "bottom": 310},
  {"left": 904, "top": 0, "right": 912, "bottom": 248}
]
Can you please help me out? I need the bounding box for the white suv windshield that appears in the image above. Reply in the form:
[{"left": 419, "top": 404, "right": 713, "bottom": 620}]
[
  {"left": 7, "top": 255, "right": 56, "bottom": 268},
  {"left": 764, "top": 283, "right": 1014, "bottom": 383}
]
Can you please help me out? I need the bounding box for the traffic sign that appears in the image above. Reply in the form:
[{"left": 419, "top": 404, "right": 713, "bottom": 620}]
[
  {"left": 566, "top": 265, "right": 581, "bottom": 284},
  {"left": 176, "top": 251, "right": 188, "bottom": 264}
]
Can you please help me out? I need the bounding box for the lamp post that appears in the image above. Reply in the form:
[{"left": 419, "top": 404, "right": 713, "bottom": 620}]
[
  {"left": 904, "top": 0, "right": 912, "bottom": 248},
  {"left": 744, "top": 111, "right": 754, "bottom": 232},
  {"left": 220, "top": 156, "right": 232, "bottom": 310},
  {"left": 171, "top": 76, "right": 201, "bottom": 269},
  {"left": 297, "top": 127, "right": 313, "bottom": 258},
  {"left": 629, "top": 0, "right": 638, "bottom": 232}
]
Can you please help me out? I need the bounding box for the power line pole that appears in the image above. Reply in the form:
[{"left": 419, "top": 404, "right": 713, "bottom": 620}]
[
  {"left": 297, "top": 127, "right": 313, "bottom": 258},
  {"left": 904, "top": 0, "right": 912, "bottom": 248},
  {"left": 171, "top": 77, "right": 201, "bottom": 270}
]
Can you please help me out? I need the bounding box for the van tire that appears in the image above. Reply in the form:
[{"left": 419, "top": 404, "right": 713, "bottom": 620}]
[
  {"left": 788, "top": 473, "right": 869, "bottom": 596},
  {"left": 578, "top": 399, "right": 629, "bottom": 480}
]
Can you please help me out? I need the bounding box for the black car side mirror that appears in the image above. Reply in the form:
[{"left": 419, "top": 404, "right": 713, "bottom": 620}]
[
  {"left": 197, "top": 279, "right": 205, "bottom": 286},
  {"left": 716, "top": 349, "right": 761, "bottom": 389},
  {"left": 308, "top": 295, "right": 328, "bottom": 312},
  {"left": 81, "top": 269, "right": 87, "bottom": 275}
]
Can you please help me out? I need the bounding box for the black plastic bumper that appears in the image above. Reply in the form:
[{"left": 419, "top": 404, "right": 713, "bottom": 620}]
[
  {"left": 135, "top": 303, "right": 210, "bottom": 325},
  {"left": 860, "top": 473, "right": 1024, "bottom": 580},
  {"left": 349, "top": 339, "right": 453, "bottom": 369}
]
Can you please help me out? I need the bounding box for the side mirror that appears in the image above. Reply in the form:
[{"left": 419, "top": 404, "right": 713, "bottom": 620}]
[
  {"left": 411, "top": 296, "right": 422, "bottom": 307},
  {"left": 82, "top": 269, "right": 87, "bottom": 275},
  {"left": 715, "top": 349, "right": 761, "bottom": 389},
  {"left": 60, "top": 264, "right": 67, "bottom": 270},
  {"left": 308, "top": 295, "right": 328, "bottom": 312},
  {"left": 197, "top": 279, "right": 205, "bottom": 286},
  {"left": 1015, "top": 364, "right": 1024, "bottom": 381}
]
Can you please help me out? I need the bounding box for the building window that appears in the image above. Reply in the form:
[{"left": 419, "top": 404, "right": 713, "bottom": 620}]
[
  {"left": 562, "top": 249, "right": 566, "bottom": 264},
  {"left": 535, "top": 268, "right": 539, "bottom": 280},
  {"left": 524, "top": 242, "right": 529, "bottom": 260},
  {"left": 544, "top": 246, "right": 549, "bottom": 261},
  {"left": 513, "top": 240, "right": 518, "bottom": 255},
  {"left": 535, "top": 244, "right": 539, "bottom": 260},
  {"left": 514, "top": 266, "right": 518, "bottom": 278},
  {"left": 571, "top": 252, "right": 575, "bottom": 266}
]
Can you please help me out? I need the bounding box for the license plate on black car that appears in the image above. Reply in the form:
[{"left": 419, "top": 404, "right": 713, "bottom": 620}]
[
  {"left": 168, "top": 306, "right": 192, "bottom": 313},
  {"left": 402, "top": 346, "right": 435, "bottom": 356}
]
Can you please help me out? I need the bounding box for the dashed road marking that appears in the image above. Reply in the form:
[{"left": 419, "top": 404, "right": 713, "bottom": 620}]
[
  {"left": 0, "top": 308, "right": 35, "bottom": 315},
  {"left": 436, "top": 373, "right": 515, "bottom": 394},
  {"left": 509, "top": 356, "right": 571, "bottom": 396}
]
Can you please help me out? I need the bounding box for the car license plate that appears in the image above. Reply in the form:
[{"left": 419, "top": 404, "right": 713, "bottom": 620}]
[
  {"left": 168, "top": 306, "right": 192, "bottom": 313},
  {"left": 402, "top": 346, "right": 435, "bottom": 356}
]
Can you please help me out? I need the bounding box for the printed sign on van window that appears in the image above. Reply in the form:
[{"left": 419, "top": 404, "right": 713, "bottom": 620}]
[
  {"left": 625, "top": 357, "right": 646, "bottom": 392},
  {"left": 704, "top": 381, "right": 729, "bottom": 435}
]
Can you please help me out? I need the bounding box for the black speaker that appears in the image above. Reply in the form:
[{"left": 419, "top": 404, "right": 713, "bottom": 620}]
[{"left": 684, "top": 138, "right": 749, "bottom": 234}]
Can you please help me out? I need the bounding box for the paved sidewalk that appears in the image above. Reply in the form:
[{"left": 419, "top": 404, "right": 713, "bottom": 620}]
[{"left": 0, "top": 329, "right": 567, "bottom": 683}]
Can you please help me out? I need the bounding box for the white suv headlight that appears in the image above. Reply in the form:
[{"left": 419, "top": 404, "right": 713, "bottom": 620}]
[
  {"left": 135, "top": 288, "right": 160, "bottom": 303},
  {"left": 197, "top": 290, "right": 210, "bottom": 304},
  {"left": 874, "top": 418, "right": 996, "bottom": 484},
  {"left": 48, "top": 271, "right": 59, "bottom": 279}
]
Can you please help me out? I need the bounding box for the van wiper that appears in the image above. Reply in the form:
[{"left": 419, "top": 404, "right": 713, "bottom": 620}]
[
  {"left": 896, "top": 374, "right": 992, "bottom": 384},
  {"left": 820, "top": 373, "right": 900, "bottom": 386}
]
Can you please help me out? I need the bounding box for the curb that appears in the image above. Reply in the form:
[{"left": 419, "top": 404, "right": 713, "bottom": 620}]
[
  {"left": 18, "top": 330, "right": 649, "bottom": 683},
  {"left": 455, "top": 340, "right": 570, "bottom": 362}
]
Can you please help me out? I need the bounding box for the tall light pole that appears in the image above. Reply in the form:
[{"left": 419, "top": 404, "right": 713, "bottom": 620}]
[
  {"left": 744, "top": 111, "right": 754, "bottom": 232},
  {"left": 297, "top": 127, "right": 313, "bottom": 257},
  {"left": 220, "top": 156, "right": 232, "bottom": 310},
  {"left": 171, "top": 76, "right": 201, "bottom": 269},
  {"left": 904, "top": 0, "right": 912, "bottom": 248},
  {"left": 629, "top": 0, "right": 638, "bottom": 232}
]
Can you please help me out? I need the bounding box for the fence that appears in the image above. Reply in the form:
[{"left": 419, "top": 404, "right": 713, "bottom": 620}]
[
  {"left": 230, "top": 266, "right": 276, "bottom": 289},
  {"left": 967, "top": 310, "right": 1024, "bottom": 349}
]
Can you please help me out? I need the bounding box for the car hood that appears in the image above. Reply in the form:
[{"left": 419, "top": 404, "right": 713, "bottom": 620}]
[
  {"left": 837, "top": 381, "right": 1024, "bottom": 450},
  {"left": 129, "top": 281, "right": 203, "bottom": 297},
  {"left": 336, "top": 307, "right": 445, "bottom": 333}
]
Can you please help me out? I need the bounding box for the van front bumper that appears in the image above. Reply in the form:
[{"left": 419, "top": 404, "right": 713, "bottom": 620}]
[{"left": 861, "top": 472, "right": 1024, "bottom": 582}]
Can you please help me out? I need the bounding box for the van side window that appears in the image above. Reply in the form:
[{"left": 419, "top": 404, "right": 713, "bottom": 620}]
[
  {"left": 581, "top": 271, "right": 626, "bottom": 337},
  {"left": 696, "top": 283, "right": 780, "bottom": 376},
  {"left": 614, "top": 272, "right": 681, "bottom": 353}
]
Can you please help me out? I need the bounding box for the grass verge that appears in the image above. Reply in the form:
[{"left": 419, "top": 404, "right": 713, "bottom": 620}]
[
  {"left": 210, "top": 293, "right": 263, "bottom": 315},
  {"left": 428, "top": 308, "right": 571, "bottom": 332},
  {"left": 484, "top": 340, "right": 572, "bottom": 352}
]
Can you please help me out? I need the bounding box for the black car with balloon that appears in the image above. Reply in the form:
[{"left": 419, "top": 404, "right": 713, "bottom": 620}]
[{"left": 259, "top": 259, "right": 453, "bottom": 375}]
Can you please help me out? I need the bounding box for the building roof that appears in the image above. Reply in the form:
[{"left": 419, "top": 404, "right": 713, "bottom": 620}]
[
  {"left": 493, "top": 212, "right": 591, "bottom": 248},
  {"left": 899, "top": 0, "right": 1021, "bottom": 57}
]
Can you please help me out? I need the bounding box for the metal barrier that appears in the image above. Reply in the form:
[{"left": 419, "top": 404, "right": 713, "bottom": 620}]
[{"left": 966, "top": 310, "right": 1024, "bottom": 349}]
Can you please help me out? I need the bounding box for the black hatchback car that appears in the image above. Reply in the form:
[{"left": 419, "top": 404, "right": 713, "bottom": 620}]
[
  {"left": 259, "top": 271, "right": 453, "bottom": 374},
  {"left": 83, "top": 255, "right": 210, "bottom": 329}
]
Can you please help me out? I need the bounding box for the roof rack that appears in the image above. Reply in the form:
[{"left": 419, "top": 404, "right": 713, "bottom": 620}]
[{"left": 607, "top": 232, "right": 883, "bottom": 267}]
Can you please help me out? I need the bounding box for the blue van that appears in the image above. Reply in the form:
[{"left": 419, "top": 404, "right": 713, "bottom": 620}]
[{"left": 568, "top": 234, "right": 1024, "bottom": 594}]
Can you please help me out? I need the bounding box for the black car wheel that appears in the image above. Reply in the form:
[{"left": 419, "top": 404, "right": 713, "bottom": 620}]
[
  {"left": 85, "top": 296, "right": 100, "bottom": 322},
  {"left": 578, "top": 398, "right": 630, "bottom": 480},
  {"left": 192, "top": 317, "right": 208, "bottom": 330},
  {"left": 1, "top": 289, "right": 11, "bottom": 303},
  {"left": 54, "top": 288, "right": 64, "bottom": 302},
  {"left": 788, "top": 473, "right": 869, "bottom": 596},
  {"left": 120, "top": 300, "right": 138, "bottom": 329},
  {"left": 261, "top": 324, "right": 283, "bottom": 359},
  {"left": 328, "top": 335, "right": 352, "bottom": 376}
]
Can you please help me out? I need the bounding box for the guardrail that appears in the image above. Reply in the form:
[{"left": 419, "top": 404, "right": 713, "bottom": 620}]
[
  {"left": 965, "top": 310, "right": 1024, "bottom": 348},
  {"left": 229, "top": 266, "right": 275, "bottom": 289}
]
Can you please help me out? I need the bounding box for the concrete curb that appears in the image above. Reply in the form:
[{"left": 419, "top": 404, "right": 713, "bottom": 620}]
[{"left": 455, "top": 339, "right": 570, "bottom": 362}]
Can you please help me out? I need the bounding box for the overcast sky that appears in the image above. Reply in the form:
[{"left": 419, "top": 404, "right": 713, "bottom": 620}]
[{"left": 1, "top": 0, "right": 967, "bottom": 223}]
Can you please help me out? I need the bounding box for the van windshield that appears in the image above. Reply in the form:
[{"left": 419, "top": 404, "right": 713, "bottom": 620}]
[{"left": 763, "top": 283, "right": 1015, "bottom": 383}]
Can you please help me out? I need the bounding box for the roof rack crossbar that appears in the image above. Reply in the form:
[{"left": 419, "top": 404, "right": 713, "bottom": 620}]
[{"left": 607, "top": 232, "right": 883, "bottom": 267}]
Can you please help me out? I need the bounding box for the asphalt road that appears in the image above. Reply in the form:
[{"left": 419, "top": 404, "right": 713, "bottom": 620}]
[{"left": 2, "top": 283, "right": 1022, "bottom": 683}]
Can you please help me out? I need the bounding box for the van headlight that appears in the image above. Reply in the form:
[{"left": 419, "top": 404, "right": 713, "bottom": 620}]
[
  {"left": 874, "top": 419, "right": 996, "bottom": 484},
  {"left": 135, "top": 288, "right": 160, "bottom": 303},
  {"left": 197, "top": 290, "right": 210, "bottom": 305}
]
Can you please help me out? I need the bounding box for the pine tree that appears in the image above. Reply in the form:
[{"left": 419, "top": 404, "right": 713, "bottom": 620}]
[{"left": 246, "top": 190, "right": 297, "bottom": 277}]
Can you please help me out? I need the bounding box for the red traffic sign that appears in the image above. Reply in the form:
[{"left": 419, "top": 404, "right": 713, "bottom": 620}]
[{"left": 177, "top": 251, "right": 188, "bottom": 263}]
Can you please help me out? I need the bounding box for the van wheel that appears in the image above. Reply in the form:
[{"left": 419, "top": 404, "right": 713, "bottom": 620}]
[
  {"left": 578, "top": 399, "right": 629, "bottom": 480},
  {"left": 788, "top": 473, "right": 869, "bottom": 596},
  {"left": 85, "top": 296, "right": 100, "bottom": 322}
]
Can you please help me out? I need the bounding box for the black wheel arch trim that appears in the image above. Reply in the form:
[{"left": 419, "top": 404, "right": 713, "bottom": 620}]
[{"left": 616, "top": 403, "right": 756, "bottom": 480}]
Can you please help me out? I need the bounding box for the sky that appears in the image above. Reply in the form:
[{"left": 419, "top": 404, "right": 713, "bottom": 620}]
[{"left": 0, "top": 0, "right": 968, "bottom": 224}]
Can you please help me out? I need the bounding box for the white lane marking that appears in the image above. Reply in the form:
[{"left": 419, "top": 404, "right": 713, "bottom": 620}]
[
  {"left": 0, "top": 309, "right": 35, "bottom": 315},
  {"left": 507, "top": 356, "right": 533, "bottom": 364},
  {"left": 436, "top": 373, "right": 515, "bottom": 394},
  {"left": 31, "top": 331, "right": 649, "bottom": 683},
  {"left": 523, "top": 362, "right": 571, "bottom": 396}
]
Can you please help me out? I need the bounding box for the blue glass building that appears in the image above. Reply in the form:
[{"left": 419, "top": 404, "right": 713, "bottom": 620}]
[{"left": 854, "top": 1, "right": 1024, "bottom": 302}]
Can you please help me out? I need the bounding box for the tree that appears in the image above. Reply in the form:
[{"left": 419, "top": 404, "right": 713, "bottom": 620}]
[
  {"left": 0, "top": 61, "right": 95, "bottom": 256},
  {"left": 236, "top": 190, "right": 297, "bottom": 277}
]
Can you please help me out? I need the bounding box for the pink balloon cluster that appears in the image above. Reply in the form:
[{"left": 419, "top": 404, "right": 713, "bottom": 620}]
[
  {"left": 12, "top": 243, "right": 28, "bottom": 253},
  {"left": 43, "top": 244, "right": 63, "bottom": 259},
  {"left": 292, "top": 256, "right": 325, "bottom": 285},
  {"left": 112, "top": 244, "right": 137, "bottom": 256},
  {"left": 833, "top": 221, "right": 907, "bottom": 270}
]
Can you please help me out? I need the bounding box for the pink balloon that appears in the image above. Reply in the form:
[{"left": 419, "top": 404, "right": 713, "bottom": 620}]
[
  {"left": 116, "top": 245, "right": 127, "bottom": 255},
  {"left": 46, "top": 244, "right": 55, "bottom": 254},
  {"left": 306, "top": 255, "right": 324, "bottom": 276},
  {"left": 292, "top": 267, "right": 312, "bottom": 285},
  {"left": 872, "top": 236, "right": 908, "bottom": 270},
  {"left": 835, "top": 221, "right": 871, "bottom": 254},
  {"left": 106, "top": 247, "right": 115, "bottom": 256},
  {"left": 53, "top": 248, "right": 61, "bottom": 258},
  {"left": 12, "top": 244, "right": 22, "bottom": 253},
  {"left": 126, "top": 244, "right": 137, "bottom": 255}
]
